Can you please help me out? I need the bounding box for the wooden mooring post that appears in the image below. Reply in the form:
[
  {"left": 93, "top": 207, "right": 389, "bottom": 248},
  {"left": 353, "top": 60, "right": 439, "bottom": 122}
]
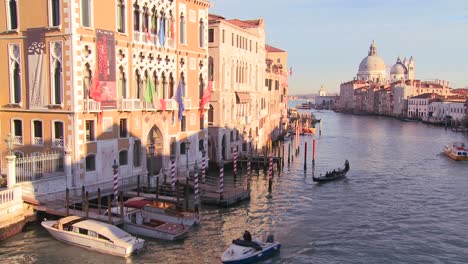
[
  {"left": 304, "top": 141, "right": 308, "bottom": 171},
  {"left": 97, "top": 188, "right": 101, "bottom": 215},
  {"left": 107, "top": 195, "right": 112, "bottom": 224},
  {"left": 85, "top": 191, "right": 89, "bottom": 219},
  {"left": 65, "top": 188, "right": 69, "bottom": 216},
  {"left": 137, "top": 174, "right": 140, "bottom": 197}
]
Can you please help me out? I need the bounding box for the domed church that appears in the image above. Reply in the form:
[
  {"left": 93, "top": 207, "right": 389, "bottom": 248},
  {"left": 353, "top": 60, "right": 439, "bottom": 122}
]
[{"left": 356, "top": 41, "right": 415, "bottom": 83}]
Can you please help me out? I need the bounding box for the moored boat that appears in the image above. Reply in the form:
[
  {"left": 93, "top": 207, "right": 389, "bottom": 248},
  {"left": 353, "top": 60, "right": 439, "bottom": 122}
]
[
  {"left": 313, "top": 160, "right": 350, "bottom": 182},
  {"left": 302, "top": 127, "right": 316, "bottom": 135},
  {"left": 125, "top": 197, "right": 200, "bottom": 227},
  {"left": 443, "top": 142, "right": 468, "bottom": 161},
  {"left": 122, "top": 208, "right": 189, "bottom": 241},
  {"left": 41, "top": 216, "right": 145, "bottom": 258},
  {"left": 221, "top": 233, "right": 281, "bottom": 264}
]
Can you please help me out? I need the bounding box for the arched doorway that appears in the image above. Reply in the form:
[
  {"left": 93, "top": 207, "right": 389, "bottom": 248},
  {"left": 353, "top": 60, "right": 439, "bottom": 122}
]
[{"left": 147, "top": 125, "right": 163, "bottom": 176}]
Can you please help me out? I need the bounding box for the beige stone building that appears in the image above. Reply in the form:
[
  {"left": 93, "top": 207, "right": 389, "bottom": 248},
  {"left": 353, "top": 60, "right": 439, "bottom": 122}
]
[{"left": 0, "top": 0, "right": 210, "bottom": 191}]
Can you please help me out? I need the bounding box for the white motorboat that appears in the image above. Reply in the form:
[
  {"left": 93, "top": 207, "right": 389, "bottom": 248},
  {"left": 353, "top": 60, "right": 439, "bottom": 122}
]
[
  {"left": 221, "top": 234, "right": 281, "bottom": 264},
  {"left": 122, "top": 208, "right": 189, "bottom": 241},
  {"left": 41, "top": 216, "right": 145, "bottom": 258},
  {"left": 125, "top": 197, "right": 200, "bottom": 227}
]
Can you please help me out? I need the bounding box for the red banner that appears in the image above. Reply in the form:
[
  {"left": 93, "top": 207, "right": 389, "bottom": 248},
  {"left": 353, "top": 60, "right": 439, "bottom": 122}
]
[{"left": 95, "top": 29, "right": 116, "bottom": 109}]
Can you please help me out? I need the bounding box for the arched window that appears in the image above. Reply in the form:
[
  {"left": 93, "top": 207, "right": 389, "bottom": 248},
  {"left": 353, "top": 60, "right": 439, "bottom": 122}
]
[
  {"left": 53, "top": 62, "right": 63, "bottom": 104},
  {"left": 133, "top": 3, "right": 140, "bottom": 31},
  {"left": 199, "top": 19, "right": 204, "bottom": 48},
  {"left": 13, "top": 62, "right": 21, "bottom": 104},
  {"left": 199, "top": 74, "right": 204, "bottom": 99},
  {"left": 117, "top": 66, "right": 127, "bottom": 98},
  {"left": 180, "top": 13, "right": 185, "bottom": 44},
  {"left": 8, "top": 0, "right": 18, "bottom": 30},
  {"left": 208, "top": 105, "right": 214, "bottom": 125},
  {"left": 86, "top": 154, "right": 96, "bottom": 171},
  {"left": 83, "top": 63, "right": 91, "bottom": 99},
  {"left": 151, "top": 7, "right": 157, "bottom": 35},
  {"left": 32, "top": 120, "right": 43, "bottom": 145},
  {"left": 162, "top": 72, "right": 167, "bottom": 99},
  {"left": 208, "top": 57, "right": 214, "bottom": 81},
  {"left": 168, "top": 73, "right": 174, "bottom": 98},
  {"left": 153, "top": 72, "right": 159, "bottom": 99},
  {"left": 135, "top": 70, "right": 142, "bottom": 99}
]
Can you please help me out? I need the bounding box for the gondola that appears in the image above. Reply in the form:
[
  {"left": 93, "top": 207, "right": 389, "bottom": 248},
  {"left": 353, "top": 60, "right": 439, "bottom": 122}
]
[{"left": 313, "top": 160, "right": 350, "bottom": 182}]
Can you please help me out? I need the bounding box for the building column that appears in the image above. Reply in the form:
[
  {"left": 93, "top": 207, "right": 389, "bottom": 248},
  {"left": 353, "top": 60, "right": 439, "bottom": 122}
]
[
  {"left": 64, "top": 146, "right": 72, "bottom": 188},
  {"left": 6, "top": 155, "right": 16, "bottom": 188}
]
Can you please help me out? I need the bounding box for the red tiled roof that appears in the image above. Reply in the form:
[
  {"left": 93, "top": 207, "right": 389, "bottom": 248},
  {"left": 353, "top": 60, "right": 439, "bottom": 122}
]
[
  {"left": 208, "top": 14, "right": 225, "bottom": 20},
  {"left": 225, "top": 19, "right": 261, "bottom": 28},
  {"left": 265, "top": 44, "right": 285, "bottom": 52},
  {"left": 410, "top": 93, "right": 444, "bottom": 99}
]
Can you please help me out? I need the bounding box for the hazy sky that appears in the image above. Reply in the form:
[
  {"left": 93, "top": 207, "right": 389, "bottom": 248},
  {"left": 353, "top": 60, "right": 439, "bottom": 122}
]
[{"left": 209, "top": 0, "right": 468, "bottom": 94}]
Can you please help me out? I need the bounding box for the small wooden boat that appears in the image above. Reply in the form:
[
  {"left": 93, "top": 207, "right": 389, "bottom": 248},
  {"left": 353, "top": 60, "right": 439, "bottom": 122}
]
[
  {"left": 313, "top": 160, "right": 350, "bottom": 182},
  {"left": 221, "top": 234, "right": 281, "bottom": 264},
  {"left": 125, "top": 197, "right": 200, "bottom": 227},
  {"left": 443, "top": 142, "right": 468, "bottom": 161},
  {"left": 41, "top": 216, "right": 145, "bottom": 258}
]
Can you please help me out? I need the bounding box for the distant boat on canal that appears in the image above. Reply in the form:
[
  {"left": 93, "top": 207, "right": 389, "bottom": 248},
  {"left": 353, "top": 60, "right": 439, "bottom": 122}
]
[
  {"left": 443, "top": 142, "right": 468, "bottom": 161},
  {"left": 313, "top": 160, "right": 350, "bottom": 182}
]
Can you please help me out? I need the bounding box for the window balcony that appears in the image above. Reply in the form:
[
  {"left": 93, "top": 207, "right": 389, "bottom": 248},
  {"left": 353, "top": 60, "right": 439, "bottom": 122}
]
[
  {"left": 83, "top": 99, "right": 101, "bottom": 113},
  {"left": 14, "top": 136, "right": 23, "bottom": 145},
  {"left": 33, "top": 137, "right": 43, "bottom": 145},
  {"left": 53, "top": 138, "right": 64, "bottom": 148}
]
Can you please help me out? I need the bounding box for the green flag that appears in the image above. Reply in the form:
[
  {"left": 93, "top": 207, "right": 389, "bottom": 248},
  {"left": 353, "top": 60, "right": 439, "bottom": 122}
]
[{"left": 144, "top": 77, "right": 155, "bottom": 102}]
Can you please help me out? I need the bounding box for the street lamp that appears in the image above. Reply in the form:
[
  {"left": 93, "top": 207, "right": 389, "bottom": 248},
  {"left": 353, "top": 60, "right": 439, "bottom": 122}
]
[{"left": 185, "top": 139, "right": 191, "bottom": 177}]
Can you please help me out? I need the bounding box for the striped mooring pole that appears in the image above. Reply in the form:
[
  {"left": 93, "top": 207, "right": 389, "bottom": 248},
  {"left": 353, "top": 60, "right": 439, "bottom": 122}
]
[
  {"left": 219, "top": 163, "right": 224, "bottom": 201},
  {"left": 194, "top": 171, "right": 199, "bottom": 212},
  {"left": 171, "top": 158, "right": 176, "bottom": 190},
  {"left": 233, "top": 146, "right": 238, "bottom": 179},
  {"left": 268, "top": 153, "right": 273, "bottom": 195},
  {"left": 247, "top": 156, "right": 251, "bottom": 190},
  {"left": 201, "top": 151, "right": 206, "bottom": 184},
  {"left": 112, "top": 160, "right": 119, "bottom": 204}
]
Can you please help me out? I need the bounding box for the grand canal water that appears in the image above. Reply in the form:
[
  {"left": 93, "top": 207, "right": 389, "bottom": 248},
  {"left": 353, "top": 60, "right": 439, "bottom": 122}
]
[{"left": 2, "top": 110, "right": 468, "bottom": 264}]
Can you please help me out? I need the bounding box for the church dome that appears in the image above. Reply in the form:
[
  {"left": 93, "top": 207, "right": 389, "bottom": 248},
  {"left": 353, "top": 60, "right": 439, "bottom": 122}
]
[
  {"left": 356, "top": 41, "right": 387, "bottom": 82},
  {"left": 390, "top": 63, "right": 407, "bottom": 75},
  {"left": 358, "top": 55, "right": 386, "bottom": 73}
]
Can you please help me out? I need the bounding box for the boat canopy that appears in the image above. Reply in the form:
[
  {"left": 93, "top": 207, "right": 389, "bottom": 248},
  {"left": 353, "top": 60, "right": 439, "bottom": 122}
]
[
  {"left": 57, "top": 215, "right": 82, "bottom": 230},
  {"left": 73, "top": 219, "right": 131, "bottom": 239}
]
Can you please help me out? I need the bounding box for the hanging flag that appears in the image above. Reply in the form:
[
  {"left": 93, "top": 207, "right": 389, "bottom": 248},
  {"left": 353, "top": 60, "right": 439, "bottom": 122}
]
[
  {"left": 144, "top": 77, "right": 155, "bottom": 103},
  {"left": 155, "top": 98, "right": 167, "bottom": 111},
  {"left": 159, "top": 18, "right": 166, "bottom": 46},
  {"left": 175, "top": 79, "right": 185, "bottom": 120},
  {"left": 289, "top": 67, "right": 293, "bottom": 76},
  {"left": 147, "top": 28, "right": 152, "bottom": 41},
  {"left": 199, "top": 80, "right": 212, "bottom": 117}
]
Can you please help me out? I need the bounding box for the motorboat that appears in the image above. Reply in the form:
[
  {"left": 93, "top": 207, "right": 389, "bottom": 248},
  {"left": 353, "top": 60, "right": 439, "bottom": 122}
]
[
  {"left": 123, "top": 208, "right": 189, "bottom": 241},
  {"left": 221, "top": 234, "right": 281, "bottom": 264},
  {"left": 41, "top": 216, "right": 145, "bottom": 258},
  {"left": 296, "top": 102, "right": 312, "bottom": 109},
  {"left": 443, "top": 142, "right": 468, "bottom": 161},
  {"left": 313, "top": 160, "right": 350, "bottom": 182},
  {"left": 125, "top": 197, "right": 200, "bottom": 227},
  {"left": 302, "top": 127, "right": 316, "bottom": 135}
]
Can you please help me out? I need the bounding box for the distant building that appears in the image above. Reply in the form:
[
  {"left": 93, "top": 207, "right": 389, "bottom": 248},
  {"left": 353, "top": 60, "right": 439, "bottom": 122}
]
[
  {"left": 316, "top": 86, "right": 338, "bottom": 109},
  {"left": 408, "top": 93, "right": 444, "bottom": 120}
]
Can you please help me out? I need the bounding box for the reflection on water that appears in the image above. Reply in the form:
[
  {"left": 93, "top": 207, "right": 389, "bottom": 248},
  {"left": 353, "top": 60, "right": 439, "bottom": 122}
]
[{"left": 2, "top": 111, "right": 468, "bottom": 264}]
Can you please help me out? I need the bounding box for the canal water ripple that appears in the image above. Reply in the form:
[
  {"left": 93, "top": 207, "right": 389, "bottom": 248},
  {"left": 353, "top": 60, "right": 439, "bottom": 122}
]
[{"left": 1, "top": 111, "right": 468, "bottom": 264}]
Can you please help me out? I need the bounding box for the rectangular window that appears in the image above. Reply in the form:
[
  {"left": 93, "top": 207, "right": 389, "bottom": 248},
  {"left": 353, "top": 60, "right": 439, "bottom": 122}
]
[
  {"left": 275, "top": 80, "right": 279, "bottom": 90},
  {"left": 86, "top": 155, "right": 96, "bottom": 171},
  {"left": 81, "top": 0, "right": 91, "bottom": 27},
  {"left": 53, "top": 121, "right": 64, "bottom": 147},
  {"left": 199, "top": 139, "right": 204, "bottom": 151},
  {"left": 222, "top": 29, "right": 225, "bottom": 43},
  {"left": 208, "top": 28, "right": 214, "bottom": 43},
  {"left": 13, "top": 119, "right": 23, "bottom": 145},
  {"left": 7, "top": 0, "right": 18, "bottom": 30},
  {"left": 33, "top": 120, "right": 43, "bottom": 145},
  {"left": 119, "top": 150, "right": 128, "bottom": 165},
  {"left": 170, "top": 137, "right": 176, "bottom": 157},
  {"left": 133, "top": 140, "right": 141, "bottom": 167},
  {"left": 265, "top": 78, "right": 268, "bottom": 87},
  {"left": 181, "top": 116, "right": 186, "bottom": 131},
  {"left": 85, "top": 120, "right": 95, "bottom": 141},
  {"left": 117, "top": 0, "right": 126, "bottom": 33},
  {"left": 231, "top": 33, "right": 234, "bottom": 46},
  {"left": 50, "top": 0, "right": 61, "bottom": 27},
  {"left": 200, "top": 116, "right": 204, "bottom": 130},
  {"left": 119, "top": 119, "right": 128, "bottom": 138}
]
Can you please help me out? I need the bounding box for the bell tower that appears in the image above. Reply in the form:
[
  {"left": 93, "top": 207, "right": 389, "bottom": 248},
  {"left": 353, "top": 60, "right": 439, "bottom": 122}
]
[{"left": 408, "top": 56, "right": 415, "bottom": 80}]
